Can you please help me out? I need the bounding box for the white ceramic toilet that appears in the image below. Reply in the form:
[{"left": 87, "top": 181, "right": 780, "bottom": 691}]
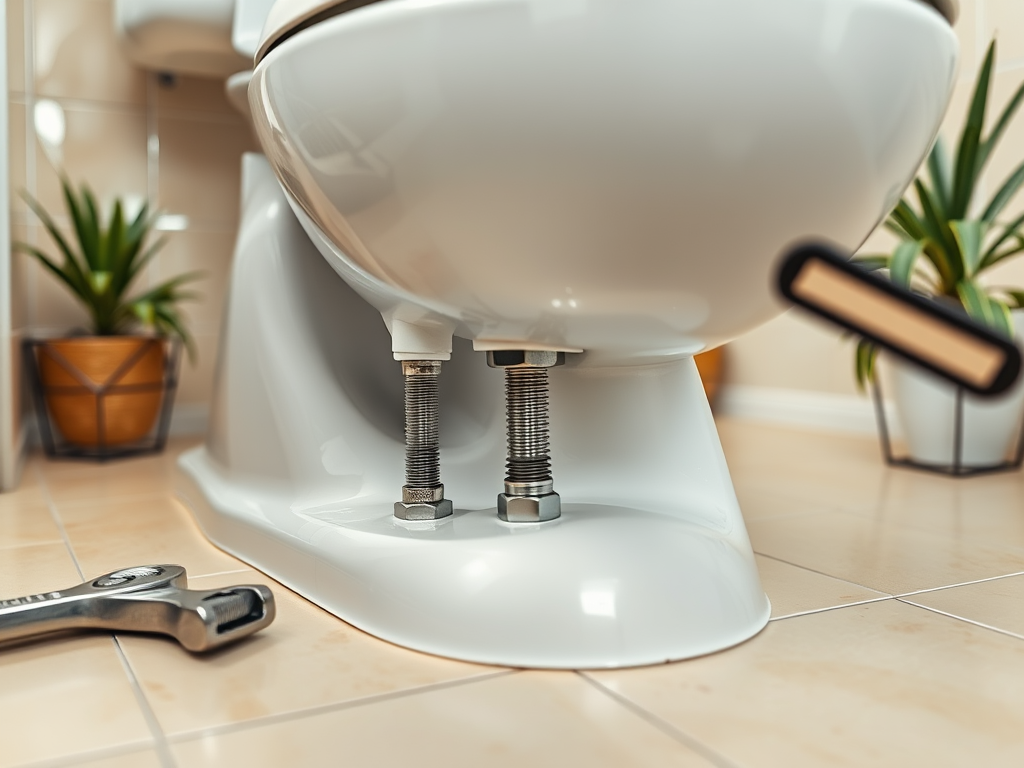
[{"left": 119, "top": 0, "right": 959, "bottom": 668}]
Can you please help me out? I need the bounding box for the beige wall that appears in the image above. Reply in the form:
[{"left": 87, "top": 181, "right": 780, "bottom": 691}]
[
  {"left": 725, "top": 0, "right": 1024, "bottom": 408},
  {"left": 7, "top": 0, "right": 257, "bottom": 435},
  {"left": 7, "top": 0, "right": 1024, "bottom": 440}
]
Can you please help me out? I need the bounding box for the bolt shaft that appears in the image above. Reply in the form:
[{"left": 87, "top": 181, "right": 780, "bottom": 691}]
[
  {"left": 395, "top": 361, "right": 451, "bottom": 520},
  {"left": 504, "top": 367, "right": 552, "bottom": 490},
  {"left": 403, "top": 361, "right": 441, "bottom": 490}
]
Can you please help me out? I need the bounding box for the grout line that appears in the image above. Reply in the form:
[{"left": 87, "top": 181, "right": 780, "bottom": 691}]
[
  {"left": 752, "top": 550, "right": 894, "bottom": 597},
  {"left": 769, "top": 595, "right": 896, "bottom": 622},
  {"left": 33, "top": 466, "right": 177, "bottom": 768},
  {"left": 111, "top": 639, "right": 178, "bottom": 768},
  {"left": 33, "top": 464, "right": 83, "bottom": 581},
  {"left": 12, "top": 740, "right": 156, "bottom": 768},
  {"left": 167, "top": 669, "right": 519, "bottom": 745},
  {"left": 577, "top": 673, "right": 742, "bottom": 768},
  {"left": 895, "top": 570, "right": 1024, "bottom": 598},
  {"left": 186, "top": 567, "right": 252, "bottom": 580},
  {"left": 897, "top": 599, "right": 1024, "bottom": 642}
]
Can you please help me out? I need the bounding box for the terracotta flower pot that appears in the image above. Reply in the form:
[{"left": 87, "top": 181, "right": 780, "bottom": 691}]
[
  {"left": 36, "top": 337, "right": 166, "bottom": 447},
  {"left": 695, "top": 346, "right": 725, "bottom": 406}
]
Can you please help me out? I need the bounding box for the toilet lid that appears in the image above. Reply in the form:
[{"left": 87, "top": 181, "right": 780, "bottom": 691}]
[{"left": 257, "top": 0, "right": 959, "bottom": 63}]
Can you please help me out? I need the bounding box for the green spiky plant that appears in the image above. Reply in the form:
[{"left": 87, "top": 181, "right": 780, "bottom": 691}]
[
  {"left": 854, "top": 40, "right": 1024, "bottom": 388},
  {"left": 14, "top": 178, "right": 202, "bottom": 360}
]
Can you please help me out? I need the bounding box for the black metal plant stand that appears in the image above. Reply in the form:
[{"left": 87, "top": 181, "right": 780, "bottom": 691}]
[
  {"left": 870, "top": 374, "right": 1024, "bottom": 477},
  {"left": 23, "top": 337, "right": 182, "bottom": 462}
]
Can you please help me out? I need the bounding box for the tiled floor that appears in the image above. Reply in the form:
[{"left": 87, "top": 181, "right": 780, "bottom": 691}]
[{"left": 2, "top": 420, "right": 1024, "bottom": 767}]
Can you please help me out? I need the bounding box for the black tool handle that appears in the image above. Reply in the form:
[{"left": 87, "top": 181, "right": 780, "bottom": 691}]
[{"left": 777, "top": 243, "right": 1021, "bottom": 397}]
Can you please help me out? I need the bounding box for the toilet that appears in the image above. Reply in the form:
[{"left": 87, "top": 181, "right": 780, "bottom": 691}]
[{"left": 119, "top": 0, "right": 959, "bottom": 667}]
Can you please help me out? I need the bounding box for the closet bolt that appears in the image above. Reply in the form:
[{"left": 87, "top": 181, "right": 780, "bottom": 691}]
[
  {"left": 487, "top": 350, "right": 564, "bottom": 523},
  {"left": 394, "top": 360, "right": 452, "bottom": 521}
]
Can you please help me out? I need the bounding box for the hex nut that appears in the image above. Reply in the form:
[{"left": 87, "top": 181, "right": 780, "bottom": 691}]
[
  {"left": 394, "top": 499, "right": 453, "bottom": 521},
  {"left": 486, "top": 350, "right": 565, "bottom": 369},
  {"left": 497, "top": 492, "right": 561, "bottom": 523}
]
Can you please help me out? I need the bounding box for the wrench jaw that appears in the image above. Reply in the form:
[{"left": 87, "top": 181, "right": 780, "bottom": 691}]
[{"left": 174, "top": 585, "right": 276, "bottom": 652}]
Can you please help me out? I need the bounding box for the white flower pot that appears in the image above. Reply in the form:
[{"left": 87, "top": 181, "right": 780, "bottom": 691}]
[{"left": 889, "top": 312, "right": 1024, "bottom": 468}]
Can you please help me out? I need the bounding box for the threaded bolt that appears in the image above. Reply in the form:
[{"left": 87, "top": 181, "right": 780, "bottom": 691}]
[
  {"left": 394, "top": 360, "right": 452, "bottom": 520},
  {"left": 487, "top": 351, "right": 563, "bottom": 522},
  {"left": 504, "top": 367, "right": 553, "bottom": 492}
]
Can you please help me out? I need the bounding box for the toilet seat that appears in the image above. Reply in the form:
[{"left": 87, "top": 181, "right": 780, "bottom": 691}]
[{"left": 256, "top": 0, "right": 958, "bottom": 62}]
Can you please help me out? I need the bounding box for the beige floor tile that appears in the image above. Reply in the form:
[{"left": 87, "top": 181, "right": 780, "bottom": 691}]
[
  {"left": 120, "top": 570, "right": 499, "bottom": 736},
  {"left": 58, "top": 496, "right": 244, "bottom": 580},
  {"left": 845, "top": 470, "right": 1024, "bottom": 554},
  {"left": 747, "top": 510, "right": 1024, "bottom": 594},
  {"left": 0, "top": 501, "right": 63, "bottom": 550},
  {"left": 39, "top": 439, "right": 201, "bottom": 506},
  {"left": 67, "top": 748, "right": 163, "bottom": 767},
  {"left": 589, "top": 601, "right": 1024, "bottom": 768},
  {"left": 734, "top": 484, "right": 836, "bottom": 520},
  {"left": 719, "top": 420, "right": 890, "bottom": 515},
  {"left": 755, "top": 554, "right": 889, "bottom": 619},
  {"left": 170, "top": 671, "right": 713, "bottom": 768},
  {"left": 0, "top": 542, "right": 80, "bottom": 598},
  {"left": 0, "top": 636, "right": 151, "bottom": 767},
  {"left": 906, "top": 574, "right": 1024, "bottom": 637}
]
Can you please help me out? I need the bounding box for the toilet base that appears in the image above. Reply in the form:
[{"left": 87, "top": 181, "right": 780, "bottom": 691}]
[
  {"left": 179, "top": 152, "right": 769, "bottom": 668},
  {"left": 177, "top": 455, "right": 769, "bottom": 668}
]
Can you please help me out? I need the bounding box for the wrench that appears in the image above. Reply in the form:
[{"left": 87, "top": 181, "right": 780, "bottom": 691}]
[{"left": 0, "top": 565, "right": 275, "bottom": 652}]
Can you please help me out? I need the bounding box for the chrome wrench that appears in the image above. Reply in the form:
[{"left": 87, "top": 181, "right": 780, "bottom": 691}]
[{"left": 0, "top": 565, "right": 275, "bottom": 652}]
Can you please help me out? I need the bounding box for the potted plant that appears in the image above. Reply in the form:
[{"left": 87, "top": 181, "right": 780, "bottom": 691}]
[
  {"left": 15, "top": 178, "right": 201, "bottom": 452},
  {"left": 854, "top": 40, "right": 1024, "bottom": 469}
]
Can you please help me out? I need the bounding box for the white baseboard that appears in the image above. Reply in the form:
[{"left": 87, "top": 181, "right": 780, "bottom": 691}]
[{"left": 717, "top": 384, "right": 902, "bottom": 438}]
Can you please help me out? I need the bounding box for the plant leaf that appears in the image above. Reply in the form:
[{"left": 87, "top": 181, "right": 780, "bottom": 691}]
[
  {"left": 890, "top": 239, "right": 926, "bottom": 286},
  {"left": 19, "top": 190, "right": 93, "bottom": 299},
  {"left": 927, "top": 136, "right": 952, "bottom": 214},
  {"left": 855, "top": 338, "right": 878, "bottom": 391},
  {"left": 956, "top": 280, "right": 1013, "bottom": 336},
  {"left": 89, "top": 271, "right": 112, "bottom": 294},
  {"left": 888, "top": 199, "right": 928, "bottom": 241},
  {"left": 980, "top": 209, "right": 1024, "bottom": 268},
  {"left": 982, "top": 159, "right": 1024, "bottom": 223},
  {"left": 851, "top": 254, "right": 890, "bottom": 271},
  {"left": 951, "top": 41, "right": 995, "bottom": 218},
  {"left": 950, "top": 220, "right": 986, "bottom": 276},
  {"left": 915, "top": 179, "right": 962, "bottom": 287},
  {"left": 1001, "top": 289, "right": 1024, "bottom": 309},
  {"left": 978, "top": 71, "right": 1024, "bottom": 173}
]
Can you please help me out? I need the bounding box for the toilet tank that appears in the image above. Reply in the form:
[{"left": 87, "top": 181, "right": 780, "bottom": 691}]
[{"left": 113, "top": 0, "right": 250, "bottom": 77}]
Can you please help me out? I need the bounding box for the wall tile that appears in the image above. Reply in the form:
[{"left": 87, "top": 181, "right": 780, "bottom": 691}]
[
  {"left": 987, "top": 0, "right": 1024, "bottom": 63},
  {"left": 10, "top": 221, "right": 31, "bottom": 332},
  {"left": 33, "top": 0, "right": 147, "bottom": 106},
  {"left": 7, "top": 0, "right": 26, "bottom": 94},
  {"left": 156, "top": 113, "right": 258, "bottom": 228},
  {"left": 955, "top": 0, "right": 978, "bottom": 76},
  {"left": 33, "top": 104, "right": 149, "bottom": 220},
  {"left": 31, "top": 256, "right": 89, "bottom": 333},
  {"left": 154, "top": 74, "right": 241, "bottom": 118},
  {"left": 155, "top": 229, "right": 236, "bottom": 335},
  {"left": 176, "top": 332, "right": 219, "bottom": 405},
  {"left": 9, "top": 99, "right": 27, "bottom": 217}
]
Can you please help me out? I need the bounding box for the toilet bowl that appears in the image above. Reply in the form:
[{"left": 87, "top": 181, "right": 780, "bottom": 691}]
[
  {"left": 123, "top": 0, "right": 959, "bottom": 667},
  {"left": 250, "top": 0, "right": 958, "bottom": 362}
]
